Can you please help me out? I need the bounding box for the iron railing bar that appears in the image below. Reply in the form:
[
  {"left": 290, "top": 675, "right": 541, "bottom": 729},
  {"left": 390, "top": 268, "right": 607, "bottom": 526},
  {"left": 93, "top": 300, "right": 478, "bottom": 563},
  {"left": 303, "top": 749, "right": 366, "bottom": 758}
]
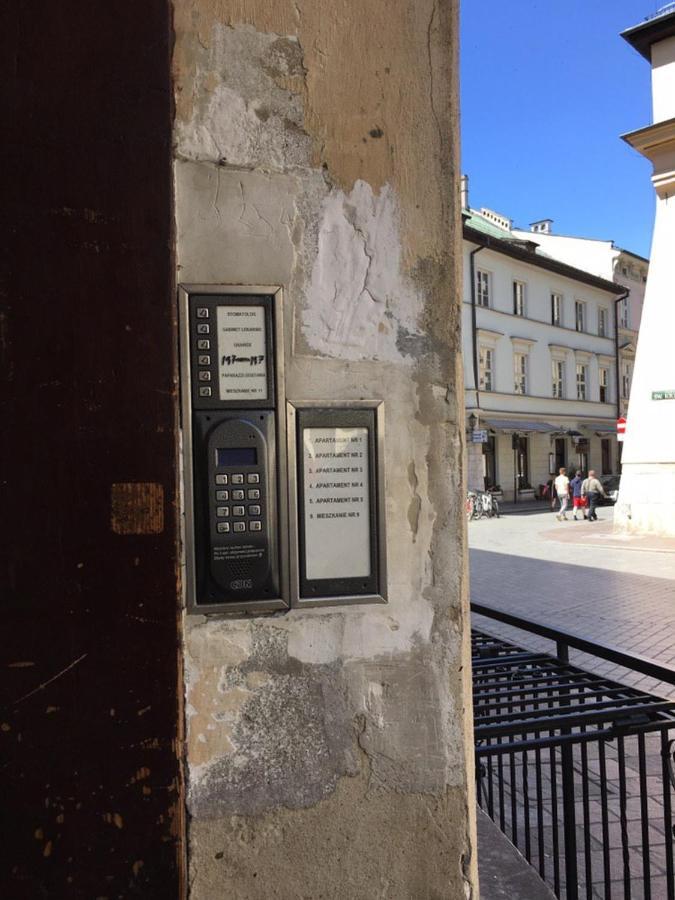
[
  {"left": 472, "top": 670, "right": 600, "bottom": 691},
  {"left": 475, "top": 718, "right": 675, "bottom": 756},
  {"left": 474, "top": 700, "right": 675, "bottom": 735},
  {"left": 473, "top": 683, "right": 644, "bottom": 707},
  {"left": 472, "top": 602, "right": 675, "bottom": 686},
  {"left": 637, "top": 732, "right": 651, "bottom": 900},
  {"left": 598, "top": 739, "right": 611, "bottom": 900},
  {"left": 550, "top": 742, "right": 561, "bottom": 897},
  {"left": 580, "top": 732, "right": 593, "bottom": 900},
  {"left": 617, "top": 736, "right": 632, "bottom": 897},
  {"left": 660, "top": 730, "right": 674, "bottom": 896}
]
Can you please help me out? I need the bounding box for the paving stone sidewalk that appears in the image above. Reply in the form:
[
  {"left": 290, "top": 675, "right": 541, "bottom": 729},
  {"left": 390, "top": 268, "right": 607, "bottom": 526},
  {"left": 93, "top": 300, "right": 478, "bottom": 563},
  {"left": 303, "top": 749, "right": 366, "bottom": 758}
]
[{"left": 469, "top": 508, "right": 675, "bottom": 698}]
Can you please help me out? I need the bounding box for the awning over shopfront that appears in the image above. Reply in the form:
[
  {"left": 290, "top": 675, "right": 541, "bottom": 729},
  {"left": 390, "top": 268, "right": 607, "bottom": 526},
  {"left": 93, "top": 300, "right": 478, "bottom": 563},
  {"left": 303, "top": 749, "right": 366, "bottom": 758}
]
[
  {"left": 585, "top": 422, "right": 616, "bottom": 434},
  {"left": 484, "top": 419, "right": 557, "bottom": 433}
]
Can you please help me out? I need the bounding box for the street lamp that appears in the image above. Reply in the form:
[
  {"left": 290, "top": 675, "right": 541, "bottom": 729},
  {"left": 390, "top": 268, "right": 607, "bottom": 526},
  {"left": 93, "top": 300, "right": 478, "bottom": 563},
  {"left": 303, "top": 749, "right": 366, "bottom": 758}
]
[{"left": 468, "top": 413, "right": 477, "bottom": 432}]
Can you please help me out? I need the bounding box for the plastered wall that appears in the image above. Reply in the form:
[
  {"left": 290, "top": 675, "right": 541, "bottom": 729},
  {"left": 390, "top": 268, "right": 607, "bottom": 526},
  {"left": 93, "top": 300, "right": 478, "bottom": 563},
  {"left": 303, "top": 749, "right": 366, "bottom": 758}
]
[{"left": 172, "top": 2, "right": 476, "bottom": 896}]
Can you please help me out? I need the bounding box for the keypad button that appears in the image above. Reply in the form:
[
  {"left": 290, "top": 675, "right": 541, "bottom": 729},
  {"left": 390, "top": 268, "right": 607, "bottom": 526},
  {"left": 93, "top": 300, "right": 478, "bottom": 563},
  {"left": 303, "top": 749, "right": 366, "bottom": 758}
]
[
  {"left": 233, "top": 506, "right": 245, "bottom": 516},
  {"left": 198, "top": 371, "right": 211, "bottom": 381},
  {"left": 249, "top": 505, "right": 261, "bottom": 516},
  {"left": 250, "top": 521, "right": 262, "bottom": 532},
  {"left": 215, "top": 474, "right": 228, "bottom": 485},
  {"left": 196, "top": 323, "right": 210, "bottom": 334},
  {"left": 247, "top": 473, "right": 260, "bottom": 484},
  {"left": 247, "top": 489, "right": 260, "bottom": 500},
  {"left": 216, "top": 490, "right": 229, "bottom": 501},
  {"left": 197, "top": 339, "right": 210, "bottom": 350},
  {"left": 216, "top": 506, "right": 229, "bottom": 517},
  {"left": 233, "top": 522, "right": 245, "bottom": 533},
  {"left": 198, "top": 386, "right": 212, "bottom": 397},
  {"left": 196, "top": 307, "right": 209, "bottom": 318},
  {"left": 232, "top": 489, "right": 245, "bottom": 501},
  {"left": 198, "top": 354, "right": 211, "bottom": 366},
  {"left": 216, "top": 522, "right": 230, "bottom": 533},
  {"left": 231, "top": 474, "right": 244, "bottom": 484}
]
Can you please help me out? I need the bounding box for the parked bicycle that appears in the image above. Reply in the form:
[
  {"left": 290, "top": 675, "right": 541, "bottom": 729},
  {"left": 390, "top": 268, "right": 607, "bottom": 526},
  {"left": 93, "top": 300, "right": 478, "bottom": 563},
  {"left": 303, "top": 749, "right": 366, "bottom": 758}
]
[{"left": 466, "top": 490, "right": 500, "bottom": 520}]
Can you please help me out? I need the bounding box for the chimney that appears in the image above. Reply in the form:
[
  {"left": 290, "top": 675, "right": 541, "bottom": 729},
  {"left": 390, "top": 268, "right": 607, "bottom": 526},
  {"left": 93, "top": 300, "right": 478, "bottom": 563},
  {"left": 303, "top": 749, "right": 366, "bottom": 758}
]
[
  {"left": 530, "top": 219, "right": 553, "bottom": 234},
  {"left": 460, "top": 174, "right": 469, "bottom": 210}
]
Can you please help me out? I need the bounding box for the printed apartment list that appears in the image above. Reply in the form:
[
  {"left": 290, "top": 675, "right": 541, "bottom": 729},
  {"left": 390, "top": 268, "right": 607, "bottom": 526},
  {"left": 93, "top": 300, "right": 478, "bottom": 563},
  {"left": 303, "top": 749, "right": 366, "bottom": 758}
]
[{"left": 303, "top": 427, "right": 371, "bottom": 581}]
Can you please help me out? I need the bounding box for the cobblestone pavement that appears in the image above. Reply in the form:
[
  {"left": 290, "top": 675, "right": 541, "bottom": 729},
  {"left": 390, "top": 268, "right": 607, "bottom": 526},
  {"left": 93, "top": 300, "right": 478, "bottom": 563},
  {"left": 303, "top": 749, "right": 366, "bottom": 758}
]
[
  {"left": 469, "top": 507, "right": 675, "bottom": 898},
  {"left": 469, "top": 507, "right": 675, "bottom": 698}
]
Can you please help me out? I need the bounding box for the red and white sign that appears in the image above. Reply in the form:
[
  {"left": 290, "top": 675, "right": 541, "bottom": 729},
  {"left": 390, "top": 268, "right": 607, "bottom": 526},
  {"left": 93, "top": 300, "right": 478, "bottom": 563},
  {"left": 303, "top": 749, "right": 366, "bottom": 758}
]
[{"left": 617, "top": 416, "right": 627, "bottom": 442}]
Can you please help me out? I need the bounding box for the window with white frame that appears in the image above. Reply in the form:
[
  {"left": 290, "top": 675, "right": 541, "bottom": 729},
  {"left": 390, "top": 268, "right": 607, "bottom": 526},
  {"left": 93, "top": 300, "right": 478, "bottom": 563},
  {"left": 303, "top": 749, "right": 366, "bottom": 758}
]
[
  {"left": 620, "top": 298, "right": 630, "bottom": 328},
  {"left": 576, "top": 363, "right": 587, "bottom": 400},
  {"left": 514, "top": 353, "right": 527, "bottom": 395},
  {"left": 599, "top": 366, "right": 609, "bottom": 403},
  {"left": 513, "top": 281, "right": 525, "bottom": 316},
  {"left": 476, "top": 269, "right": 490, "bottom": 307},
  {"left": 552, "top": 359, "right": 565, "bottom": 399},
  {"left": 598, "top": 307, "right": 608, "bottom": 337},
  {"left": 622, "top": 361, "right": 633, "bottom": 399},
  {"left": 575, "top": 300, "right": 586, "bottom": 332},
  {"left": 479, "top": 346, "right": 494, "bottom": 391},
  {"left": 551, "top": 292, "right": 562, "bottom": 326}
]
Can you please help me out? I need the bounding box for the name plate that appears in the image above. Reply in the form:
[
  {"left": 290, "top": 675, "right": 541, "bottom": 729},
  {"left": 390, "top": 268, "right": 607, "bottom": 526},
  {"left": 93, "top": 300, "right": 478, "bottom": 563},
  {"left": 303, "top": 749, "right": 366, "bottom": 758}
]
[
  {"left": 289, "top": 403, "right": 386, "bottom": 606},
  {"left": 302, "top": 427, "right": 371, "bottom": 580},
  {"left": 217, "top": 305, "right": 268, "bottom": 401}
]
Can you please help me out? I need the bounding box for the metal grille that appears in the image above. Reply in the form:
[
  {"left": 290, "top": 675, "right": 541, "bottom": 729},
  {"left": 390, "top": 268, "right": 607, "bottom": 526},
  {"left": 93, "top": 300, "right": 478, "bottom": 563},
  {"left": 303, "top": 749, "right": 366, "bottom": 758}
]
[{"left": 473, "top": 628, "right": 675, "bottom": 899}]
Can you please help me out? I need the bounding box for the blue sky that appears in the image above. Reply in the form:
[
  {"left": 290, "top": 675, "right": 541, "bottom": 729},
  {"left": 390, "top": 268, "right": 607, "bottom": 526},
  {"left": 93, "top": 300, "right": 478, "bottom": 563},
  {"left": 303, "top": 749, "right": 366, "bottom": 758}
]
[{"left": 460, "top": 1, "right": 660, "bottom": 258}]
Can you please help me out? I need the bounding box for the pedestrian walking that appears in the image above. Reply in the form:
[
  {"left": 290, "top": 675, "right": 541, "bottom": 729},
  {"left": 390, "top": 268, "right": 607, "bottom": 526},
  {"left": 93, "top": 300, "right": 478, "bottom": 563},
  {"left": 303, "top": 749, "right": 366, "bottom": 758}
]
[
  {"left": 581, "top": 469, "right": 606, "bottom": 521},
  {"left": 554, "top": 467, "right": 570, "bottom": 520},
  {"left": 570, "top": 469, "right": 588, "bottom": 520}
]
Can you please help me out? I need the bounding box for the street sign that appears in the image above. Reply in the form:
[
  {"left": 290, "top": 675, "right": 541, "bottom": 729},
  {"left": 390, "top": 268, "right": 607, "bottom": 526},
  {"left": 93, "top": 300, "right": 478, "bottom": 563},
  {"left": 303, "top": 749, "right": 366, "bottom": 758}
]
[
  {"left": 471, "top": 429, "right": 488, "bottom": 443},
  {"left": 652, "top": 390, "right": 675, "bottom": 400},
  {"left": 617, "top": 416, "right": 626, "bottom": 442}
]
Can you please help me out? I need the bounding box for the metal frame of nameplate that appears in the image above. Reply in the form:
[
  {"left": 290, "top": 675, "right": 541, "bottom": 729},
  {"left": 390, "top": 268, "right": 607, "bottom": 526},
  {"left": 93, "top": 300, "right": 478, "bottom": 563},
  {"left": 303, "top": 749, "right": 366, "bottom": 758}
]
[{"left": 286, "top": 400, "right": 387, "bottom": 609}]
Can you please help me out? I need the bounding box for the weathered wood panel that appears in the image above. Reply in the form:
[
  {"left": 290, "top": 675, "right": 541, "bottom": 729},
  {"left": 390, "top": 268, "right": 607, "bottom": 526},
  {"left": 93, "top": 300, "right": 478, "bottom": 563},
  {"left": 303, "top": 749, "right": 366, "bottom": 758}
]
[{"left": 0, "top": 2, "right": 182, "bottom": 896}]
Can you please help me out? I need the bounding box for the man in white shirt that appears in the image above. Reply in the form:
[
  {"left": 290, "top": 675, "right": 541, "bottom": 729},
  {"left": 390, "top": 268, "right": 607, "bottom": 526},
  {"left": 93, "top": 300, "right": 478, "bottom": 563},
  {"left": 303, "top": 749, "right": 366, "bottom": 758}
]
[{"left": 554, "top": 467, "right": 570, "bottom": 521}]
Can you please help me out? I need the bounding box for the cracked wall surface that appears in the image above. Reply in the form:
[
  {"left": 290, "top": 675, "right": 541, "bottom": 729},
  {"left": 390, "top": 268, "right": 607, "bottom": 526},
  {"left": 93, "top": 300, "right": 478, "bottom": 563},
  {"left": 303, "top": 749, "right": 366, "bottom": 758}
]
[{"left": 173, "top": 1, "right": 475, "bottom": 897}]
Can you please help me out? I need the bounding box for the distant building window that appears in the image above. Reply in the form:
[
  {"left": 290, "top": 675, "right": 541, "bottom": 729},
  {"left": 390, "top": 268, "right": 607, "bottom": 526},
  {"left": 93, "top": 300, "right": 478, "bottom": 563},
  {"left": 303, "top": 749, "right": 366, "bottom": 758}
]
[
  {"left": 575, "top": 300, "right": 586, "bottom": 332},
  {"left": 576, "top": 363, "right": 587, "bottom": 400},
  {"left": 479, "top": 347, "right": 493, "bottom": 392},
  {"left": 621, "top": 266, "right": 628, "bottom": 276},
  {"left": 620, "top": 298, "right": 630, "bottom": 329},
  {"left": 552, "top": 359, "right": 565, "bottom": 399},
  {"left": 622, "top": 361, "right": 632, "bottom": 400},
  {"left": 513, "top": 281, "right": 525, "bottom": 316},
  {"left": 514, "top": 353, "right": 527, "bottom": 395},
  {"left": 551, "top": 292, "right": 562, "bottom": 326},
  {"left": 598, "top": 307, "right": 608, "bottom": 337},
  {"left": 599, "top": 367, "right": 609, "bottom": 403},
  {"left": 476, "top": 269, "right": 490, "bottom": 307}
]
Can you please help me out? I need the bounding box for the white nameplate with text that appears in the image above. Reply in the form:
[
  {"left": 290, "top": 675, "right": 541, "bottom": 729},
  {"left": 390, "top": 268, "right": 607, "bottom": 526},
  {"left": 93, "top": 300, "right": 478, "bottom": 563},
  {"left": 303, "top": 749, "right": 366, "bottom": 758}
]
[
  {"left": 302, "top": 427, "right": 371, "bottom": 580},
  {"left": 217, "top": 305, "right": 268, "bottom": 401}
]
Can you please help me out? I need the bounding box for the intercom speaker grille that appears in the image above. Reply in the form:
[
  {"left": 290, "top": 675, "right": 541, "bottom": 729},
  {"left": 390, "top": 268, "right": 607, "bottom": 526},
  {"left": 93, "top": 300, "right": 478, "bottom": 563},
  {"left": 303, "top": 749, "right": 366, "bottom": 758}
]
[{"left": 225, "top": 559, "right": 255, "bottom": 579}]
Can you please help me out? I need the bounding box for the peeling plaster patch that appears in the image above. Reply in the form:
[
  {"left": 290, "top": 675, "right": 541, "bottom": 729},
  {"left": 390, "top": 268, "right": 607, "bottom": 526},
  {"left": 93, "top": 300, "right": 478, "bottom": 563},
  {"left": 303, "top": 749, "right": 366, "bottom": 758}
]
[
  {"left": 301, "top": 180, "right": 424, "bottom": 361},
  {"left": 174, "top": 160, "right": 300, "bottom": 285},
  {"left": 284, "top": 599, "right": 434, "bottom": 666},
  {"left": 407, "top": 461, "right": 422, "bottom": 541},
  {"left": 175, "top": 25, "right": 312, "bottom": 170},
  {"left": 187, "top": 625, "right": 358, "bottom": 818}
]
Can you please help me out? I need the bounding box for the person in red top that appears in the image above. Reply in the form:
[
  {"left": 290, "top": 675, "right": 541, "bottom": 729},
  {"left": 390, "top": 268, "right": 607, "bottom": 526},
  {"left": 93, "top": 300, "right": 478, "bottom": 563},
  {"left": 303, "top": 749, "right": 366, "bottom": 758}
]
[{"left": 570, "top": 470, "right": 588, "bottom": 520}]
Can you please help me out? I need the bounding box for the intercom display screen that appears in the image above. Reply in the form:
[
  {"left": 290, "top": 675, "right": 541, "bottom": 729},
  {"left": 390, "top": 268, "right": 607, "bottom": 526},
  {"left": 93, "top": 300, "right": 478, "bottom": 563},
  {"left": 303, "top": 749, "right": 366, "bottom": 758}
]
[
  {"left": 216, "top": 447, "right": 258, "bottom": 467},
  {"left": 302, "top": 427, "right": 371, "bottom": 580},
  {"left": 216, "top": 306, "right": 268, "bottom": 402}
]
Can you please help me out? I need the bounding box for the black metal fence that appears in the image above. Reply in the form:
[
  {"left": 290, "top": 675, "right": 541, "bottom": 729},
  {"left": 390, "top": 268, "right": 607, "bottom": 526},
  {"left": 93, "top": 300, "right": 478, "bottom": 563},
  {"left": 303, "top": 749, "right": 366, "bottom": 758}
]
[{"left": 472, "top": 603, "right": 675, "bottom": 899}]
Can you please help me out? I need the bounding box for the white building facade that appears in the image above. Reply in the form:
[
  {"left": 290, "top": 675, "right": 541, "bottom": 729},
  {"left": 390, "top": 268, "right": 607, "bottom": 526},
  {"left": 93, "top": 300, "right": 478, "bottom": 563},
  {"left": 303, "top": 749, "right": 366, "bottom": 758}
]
[
  {"left": 463, "top": 207, "right": 626, "bottom": 502},
  {"left": 612, "top": 6, "right": 675, "bottom": 536},
  {"left": 511, "top": 225, "right": 648, "bottom": 420}
]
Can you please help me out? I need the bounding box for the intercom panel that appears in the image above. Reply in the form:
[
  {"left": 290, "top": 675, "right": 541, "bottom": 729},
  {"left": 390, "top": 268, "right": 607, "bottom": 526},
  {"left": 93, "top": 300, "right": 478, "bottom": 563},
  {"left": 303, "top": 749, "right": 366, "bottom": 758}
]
[{"left": 179, "top": 285, "right": 288, "bottom": 614}]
